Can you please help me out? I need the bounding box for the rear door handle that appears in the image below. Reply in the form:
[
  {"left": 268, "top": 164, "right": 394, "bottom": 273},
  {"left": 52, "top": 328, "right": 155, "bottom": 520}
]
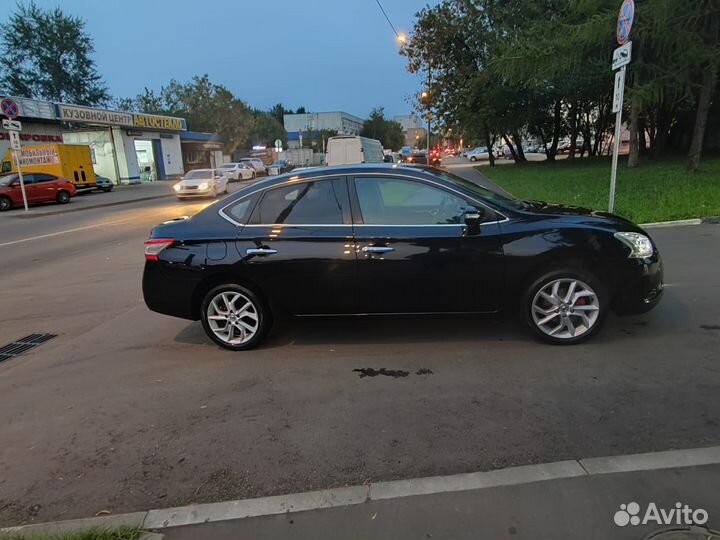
[
  {"left": 246, "top": 247, "right": 278, "bottom": 256},
  {"left": 361, "top": 246, "right": 394, "bottom": 254}
]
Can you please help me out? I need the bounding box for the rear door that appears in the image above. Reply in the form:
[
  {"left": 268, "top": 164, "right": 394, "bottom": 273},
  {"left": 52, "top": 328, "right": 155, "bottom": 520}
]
[
  {"left": 235, "top": 176, "right": 357, "bottom": 315},
  {"left": 349, "top": 174, "right": 505, "bottom": 314},
  {"left": 20, "top": 174, "right": 41, "bottom": 202},
  {"left": 34, "top": 174, "right": 59, "bottom": 202}
]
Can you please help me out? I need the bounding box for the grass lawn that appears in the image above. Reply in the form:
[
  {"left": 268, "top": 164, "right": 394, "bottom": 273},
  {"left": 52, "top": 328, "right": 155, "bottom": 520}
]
[
  {"left": 480, "top": 154, "right": 720, "bottom": 223},
  {"left": 1, "top": 527, "right": 140, "bottom": 540}
]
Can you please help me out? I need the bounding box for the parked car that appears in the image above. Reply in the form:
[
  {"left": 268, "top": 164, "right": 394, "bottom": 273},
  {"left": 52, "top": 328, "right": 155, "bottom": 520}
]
[
  {"left": 218, "top": 162, "right": 257, "bottom": 181},
  {"left": 266, "top": 160, "right": 293, "bottom": 176},
  {"left": 466, "top": 147, "right": 489, "bottom": 162},
  {"left": 172, "top": 169, "right": 229, "bottom": 199},
  {"left": 238, "top": 158, "right": 266, "bottom": 175},
  {"left": 0, "top": 172, "right": 77, "bottom": 210},
  {"left": 95, "top": 175, "right": 114, "bottom": 192},
  {"left": 143, "top": 163, "right": 663, "bottom": 350}
]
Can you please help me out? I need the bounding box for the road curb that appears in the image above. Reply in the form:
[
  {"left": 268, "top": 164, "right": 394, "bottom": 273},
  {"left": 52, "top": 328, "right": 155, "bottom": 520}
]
[
  {"left": 640, "top": 218, "right": 703, "bottom": 228},
  {"left": 5, "top": 193, "right": 174, "bottom": 219},
  {"left": 4, "top": 445, "right": 720, "bottom": 536}
]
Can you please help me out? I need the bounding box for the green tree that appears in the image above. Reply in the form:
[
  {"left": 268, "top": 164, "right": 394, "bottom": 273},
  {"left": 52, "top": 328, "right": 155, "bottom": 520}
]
[
  {"left": 269, "top": 103, "right": 290, "bottom": 126},
  {"left": 0, "top": 1, "right": 109, "bottom": 105},
  {"left": 361, "top": 107, "right": 405, "bottom": 150},
  {"left": 249, "top": 111, "right": 287, "bottom": 147},
  {"left": 118, "top": 75, "right": 254, "bottom": 152}
]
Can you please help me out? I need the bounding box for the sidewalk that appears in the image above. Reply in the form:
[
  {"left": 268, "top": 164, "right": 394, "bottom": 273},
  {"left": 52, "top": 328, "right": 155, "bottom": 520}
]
[
  {"left": 160, "top": 464, "right": 720, "bottom": 540},
  {"left": 2, "top": 181, "right": 174, "bottom": 218},
  {"left": 4, "top": 446, "right": 719, "bottom": 540}
]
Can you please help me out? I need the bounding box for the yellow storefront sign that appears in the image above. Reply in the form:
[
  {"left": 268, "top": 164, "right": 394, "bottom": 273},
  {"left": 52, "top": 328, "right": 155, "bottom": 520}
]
[{"left": 133, "top": 114, "right": 184, "bottom": 131}]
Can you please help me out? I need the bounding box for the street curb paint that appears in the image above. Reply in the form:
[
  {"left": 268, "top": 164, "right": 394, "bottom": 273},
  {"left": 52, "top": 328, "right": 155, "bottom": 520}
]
[{"left": 4, "top": 445, "right": 720, "bottom": 535}]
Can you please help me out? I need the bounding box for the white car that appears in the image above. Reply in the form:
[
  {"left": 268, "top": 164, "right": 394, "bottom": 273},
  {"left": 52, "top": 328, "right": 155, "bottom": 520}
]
[
  {"left": 466, "top": 147, "right": 490, "bottom": 162},
  {"left": 218, "top": 162, "right": 257, "bottom": 181},
  {"left": 173, "top": 169, "right": 229, "bottom": 199},
  {"left": 238, "top": 158, "right": 266, "bottom": 175}
]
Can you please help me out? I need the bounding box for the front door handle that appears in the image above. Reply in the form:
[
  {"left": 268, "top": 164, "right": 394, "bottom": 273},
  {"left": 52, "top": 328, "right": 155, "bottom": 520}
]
[
  {"left": 361, "top": 246, "right": 394, "bottom": 254},
  {"left": 246, "top": 247, "right": 278, "bottom": 256}
]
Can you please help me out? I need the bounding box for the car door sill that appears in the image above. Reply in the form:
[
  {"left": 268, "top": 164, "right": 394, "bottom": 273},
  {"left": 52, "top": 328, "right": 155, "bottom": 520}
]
[{"left": 295, "top": 310, "right": 498, "bottom": 317}]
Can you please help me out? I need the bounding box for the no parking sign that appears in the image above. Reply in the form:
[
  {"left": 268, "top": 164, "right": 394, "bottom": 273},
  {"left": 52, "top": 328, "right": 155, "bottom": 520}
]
[
  {"left": 1, "top": 97, "right": 20, "bottom": 119},
  {"left": 616, "top": 0, "right": 635, "bottom": 45}
]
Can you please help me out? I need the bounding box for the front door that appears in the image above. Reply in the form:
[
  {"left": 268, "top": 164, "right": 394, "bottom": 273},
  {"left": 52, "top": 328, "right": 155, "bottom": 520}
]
[
  {"left": 350, "top": 175, "right": 505, "bottom": 314},
  {"left": 235, "top": 176, "right": 357, "bottom": 315}
]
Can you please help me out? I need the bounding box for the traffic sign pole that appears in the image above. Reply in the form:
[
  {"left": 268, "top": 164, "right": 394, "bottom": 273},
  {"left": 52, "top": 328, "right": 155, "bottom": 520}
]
[
  {"left": 608, "top": 66, "right": 625, "bottom": 213},
  {"left": 12, "top": 149, "right": 29, "bottom": 212},
  {"left": 609, "top": 0, "right": 635, "bottom": 213}
]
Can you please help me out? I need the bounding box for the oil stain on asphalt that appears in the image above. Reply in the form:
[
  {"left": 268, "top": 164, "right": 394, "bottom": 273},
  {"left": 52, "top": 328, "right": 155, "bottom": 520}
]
[{"left": 353, "top": 368, "right": 434, "bottom": 378}]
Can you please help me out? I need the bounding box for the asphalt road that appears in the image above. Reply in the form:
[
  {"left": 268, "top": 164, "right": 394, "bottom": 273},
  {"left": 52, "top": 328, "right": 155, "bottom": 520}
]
[{"left": 0, "top": 173, "right": 719, "bottom": 526}]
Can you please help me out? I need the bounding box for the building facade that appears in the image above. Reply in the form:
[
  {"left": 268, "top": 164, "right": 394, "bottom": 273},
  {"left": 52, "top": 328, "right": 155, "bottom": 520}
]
[
  {"left": 283, "top": 111, "right": 365, "bottom": 149},
  {"left": 0, "top": 95, "right": 187, "bottom": 184},
  {"left": 180, "top": 132, "right": 224, "bottom": 171}
]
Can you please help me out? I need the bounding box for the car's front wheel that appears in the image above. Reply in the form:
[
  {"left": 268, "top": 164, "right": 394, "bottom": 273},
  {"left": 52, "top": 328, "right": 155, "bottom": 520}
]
[
  {"left": 470, "top": 156, "right": 477, "bottom": 162},
  {"left": 200, "top": 284, "right": 271, "bottom": 350},
  {"left": 522, "top": 268, "right": 607, "bottom": 345}
]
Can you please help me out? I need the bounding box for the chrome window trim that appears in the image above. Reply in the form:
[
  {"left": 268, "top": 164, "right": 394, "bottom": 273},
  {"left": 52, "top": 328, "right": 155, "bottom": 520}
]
[{"left": 217, "top": 171, "right": 509, "bottom": 227}]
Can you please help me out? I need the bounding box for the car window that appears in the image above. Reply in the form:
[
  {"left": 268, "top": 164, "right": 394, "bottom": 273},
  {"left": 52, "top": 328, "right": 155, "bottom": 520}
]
[
  {"left": 21, "top": 174, "right": 37, "bottom": 184},
  {"left": 253, "top": 179, "right": 345, "bottom": 225},
  {"left": 225, "top": 193, "right": 259, "bottom": 223},
  {"left": 354, "top": 177, "right": 469, "bottom": 225},
  {"left": 35, "top": 174, "right": 56, "bottom": 182}
]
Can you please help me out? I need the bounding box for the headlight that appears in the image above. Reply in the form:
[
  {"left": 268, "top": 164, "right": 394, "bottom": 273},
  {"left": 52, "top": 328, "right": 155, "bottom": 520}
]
[
  {"left": 614, "top": 232, "right": 654, "bottom": 258},
  {"left": 198, "top": 182, "right": 209, "bottom": 190},
  {"left": 173, "top": 183, "right": 181, "bottom": 191}
]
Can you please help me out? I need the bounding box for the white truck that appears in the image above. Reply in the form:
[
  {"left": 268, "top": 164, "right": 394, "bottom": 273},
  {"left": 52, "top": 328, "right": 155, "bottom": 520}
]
[{"left": 325, "top": 136, "right": 384, "bottom": 166}]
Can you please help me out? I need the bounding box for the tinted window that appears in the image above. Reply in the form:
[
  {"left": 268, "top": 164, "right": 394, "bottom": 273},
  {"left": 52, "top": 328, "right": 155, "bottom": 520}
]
[
  {"left": 35, "top": 174, "right": 56, "bottom": 182},
  {"left": 226, "top": 194, "right": 258, "bottom": 223},
  {"left": 355, "top": 177, "right": 469, "bottom": 225},
  {"left": 254, "top": 179, "right": 345, "bottom": 224},
  {"left": 20, "top": 174, "right": 37, "bottom": 184}
]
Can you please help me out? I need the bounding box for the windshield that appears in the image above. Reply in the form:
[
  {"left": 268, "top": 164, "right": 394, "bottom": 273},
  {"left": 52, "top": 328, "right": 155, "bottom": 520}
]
[
  {"left": 184, "top": 170, "right": 212, "bottom": 180},
  {"left": 430, "top": 169, "right": 526, "bottom": 211},
  {"left": 0, "top": 174, "right": 18, "bottom": 186}
]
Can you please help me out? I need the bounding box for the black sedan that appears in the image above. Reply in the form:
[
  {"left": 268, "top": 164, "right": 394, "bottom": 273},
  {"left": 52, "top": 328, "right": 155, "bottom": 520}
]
[{"left": 143, "top": 164, "right": 663, "bottom": 350}]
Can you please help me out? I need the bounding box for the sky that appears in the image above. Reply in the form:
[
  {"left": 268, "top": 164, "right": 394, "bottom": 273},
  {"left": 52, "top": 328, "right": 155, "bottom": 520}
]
[{"left": 15, "top": 0, "right": 432, "bottom": 119}]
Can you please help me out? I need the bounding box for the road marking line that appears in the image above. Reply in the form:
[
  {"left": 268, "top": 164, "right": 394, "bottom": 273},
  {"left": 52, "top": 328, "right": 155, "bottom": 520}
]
[
  {"left": 0, "top": 219, "right": 131, "bottom": 247},
  {"left": 640, "top": 218, "right": 702, "bottom": 228},
  {"left": 4, "top": 444, "right": 720, "bottom": 533}
]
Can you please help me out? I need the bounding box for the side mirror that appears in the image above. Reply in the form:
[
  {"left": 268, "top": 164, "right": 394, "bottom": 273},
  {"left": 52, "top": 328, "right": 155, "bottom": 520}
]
[{"left": 464, "top": 206, "right": 484, "bottom": 235}]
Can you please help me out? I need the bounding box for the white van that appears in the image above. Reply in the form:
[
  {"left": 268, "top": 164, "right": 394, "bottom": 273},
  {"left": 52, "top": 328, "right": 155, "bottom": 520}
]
[{"left": 326, "top": 136, "right": 384, "bottom": 166}]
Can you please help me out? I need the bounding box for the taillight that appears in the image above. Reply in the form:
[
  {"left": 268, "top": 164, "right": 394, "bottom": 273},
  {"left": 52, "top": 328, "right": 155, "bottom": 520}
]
[{"left": 144, "top": 238, "right": 175, "bottom": 261}]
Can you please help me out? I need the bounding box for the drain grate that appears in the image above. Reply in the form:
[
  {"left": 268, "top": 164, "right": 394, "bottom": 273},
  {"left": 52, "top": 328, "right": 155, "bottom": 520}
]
[{"left": 0, "top": 333, "right": 58, "bottom": 363}]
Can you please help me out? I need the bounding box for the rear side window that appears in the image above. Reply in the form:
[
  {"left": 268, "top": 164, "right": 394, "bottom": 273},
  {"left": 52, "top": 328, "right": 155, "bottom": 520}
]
[
  {"left": 252, "top": 179, "right": 346, "bottom": 225},
  {"left": 35, "top": 174, "right": 56, "bottom": 183},
  {"left": 225, "top": 193, "right": 259, "bottom": 224}
]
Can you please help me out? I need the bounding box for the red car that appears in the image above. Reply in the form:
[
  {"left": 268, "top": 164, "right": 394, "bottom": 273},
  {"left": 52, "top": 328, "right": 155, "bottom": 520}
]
[{"left": 0, "top": 172, "right": 77, "bottom": 211}]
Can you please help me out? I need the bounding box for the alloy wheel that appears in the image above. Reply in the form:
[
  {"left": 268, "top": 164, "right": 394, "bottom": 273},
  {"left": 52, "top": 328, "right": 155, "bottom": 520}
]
[
  {"left": 206, "top": 291, "right": 259, "bottom": 345},
  {"left": 531, "top": 278, "right": 600, "bottom": 340}
]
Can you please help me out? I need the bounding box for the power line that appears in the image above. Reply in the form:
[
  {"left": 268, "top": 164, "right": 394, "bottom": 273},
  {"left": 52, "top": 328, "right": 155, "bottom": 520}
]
[{"left": 375, "top": 0, "right": 400, "bottom": 38}]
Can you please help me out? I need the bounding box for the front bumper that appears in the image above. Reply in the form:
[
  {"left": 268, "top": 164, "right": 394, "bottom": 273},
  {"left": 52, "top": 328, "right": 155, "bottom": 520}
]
[
  {"left": 175, "top": 188, "right": 214, "bottom": 198},
  {"left": 612, "top": 252, "right": 664, "bottom": 315}
]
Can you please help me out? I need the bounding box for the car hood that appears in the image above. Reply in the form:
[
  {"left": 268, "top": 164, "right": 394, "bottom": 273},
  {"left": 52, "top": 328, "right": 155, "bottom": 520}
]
[
  {"left": 519, "top": 200, "right": 642, "bottom": 231},
  {"left": 178, "top": 178, "right": 216, "bottom": 186}
]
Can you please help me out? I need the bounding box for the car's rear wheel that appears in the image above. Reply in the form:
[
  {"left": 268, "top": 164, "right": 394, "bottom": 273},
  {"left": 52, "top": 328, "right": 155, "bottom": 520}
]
[
  {"left": 470, "top": 156, "right": 477, "bottom": 162},
  {"left": 56, "top": 190, "right": 70, "bottom": 204},
  {"left": 522, "top": 268, "right": 607, "bottom": 345},
  {"left": 200, "top": 284, "right": 271, "bottom": 350},
  {"left": 0, "top": 195, "right": 11, "bottom": 211}
]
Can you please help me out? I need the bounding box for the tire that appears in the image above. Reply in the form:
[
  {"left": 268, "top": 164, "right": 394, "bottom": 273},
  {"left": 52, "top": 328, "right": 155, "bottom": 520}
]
[
  {"left": 521, "top": 267, "right": 608, "bottom": 345},
  {"left": 252, "top": 171, "right": 256, "bottom": 179},
  {"left": 200, "top": 284, "right": 271, "bottom": 350},
  {"left": 103, "top": 187, "right": 112, "bottom": 192},
  {"left": 470, "top": 156, "right": 477, "bottom": 162},
  {"left": 0, "top": 195, "right": 11, "bottom": 211},
  {"left": 56, "top": 190, "right": 70, "bottom": 204}
]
